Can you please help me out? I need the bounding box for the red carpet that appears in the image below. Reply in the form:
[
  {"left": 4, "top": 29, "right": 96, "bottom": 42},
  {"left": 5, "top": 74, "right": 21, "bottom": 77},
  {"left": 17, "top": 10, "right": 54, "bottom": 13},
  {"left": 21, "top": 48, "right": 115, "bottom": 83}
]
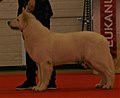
[{"left": 0, "top": 72, "right": 119, "bottom": 98}]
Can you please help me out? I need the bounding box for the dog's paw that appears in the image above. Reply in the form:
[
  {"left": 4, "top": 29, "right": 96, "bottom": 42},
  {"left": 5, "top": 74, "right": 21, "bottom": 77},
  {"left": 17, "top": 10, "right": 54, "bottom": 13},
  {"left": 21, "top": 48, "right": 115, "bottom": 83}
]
[
  {"left": 32, "top": 86, "right": 47, "bottom": 91},
  {"left": 102, "top": 85, "right": 112, "bottom": 90},
  {"left": 95, "top": 84, "right": 112, "bottom": 90},
  {"left": 32, "top": 86, "right": 40, "bottom": 91},
  {"left": 95, "top": 84, "right": 103, "bottom": 88},
  {"left": 32, "top": 86, "right": 43, "bottom": 91}
]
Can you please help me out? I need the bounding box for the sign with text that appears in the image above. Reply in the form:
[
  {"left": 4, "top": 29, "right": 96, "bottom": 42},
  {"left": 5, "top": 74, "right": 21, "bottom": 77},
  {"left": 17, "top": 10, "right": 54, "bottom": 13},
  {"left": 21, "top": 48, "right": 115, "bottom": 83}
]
[{"left": 100, "top": 0, "right": 116, "bottom": 58}]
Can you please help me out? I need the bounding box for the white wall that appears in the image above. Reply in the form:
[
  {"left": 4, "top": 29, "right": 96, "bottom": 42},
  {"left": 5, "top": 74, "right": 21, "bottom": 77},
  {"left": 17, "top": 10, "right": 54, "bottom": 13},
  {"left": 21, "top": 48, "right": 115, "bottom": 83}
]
[{"left": 0, "top": 0, "right": 23, "bottom": 66}]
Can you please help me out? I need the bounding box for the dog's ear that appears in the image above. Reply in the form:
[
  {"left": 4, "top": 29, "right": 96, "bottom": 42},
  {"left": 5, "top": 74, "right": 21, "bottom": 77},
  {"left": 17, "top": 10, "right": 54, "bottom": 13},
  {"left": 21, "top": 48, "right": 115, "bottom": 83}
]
[
  {"left": 22, "top": 7, "right": 26, "bottom": 13},
  {"left": 22, "top": 9, "right": 29, "bottom": 25}
]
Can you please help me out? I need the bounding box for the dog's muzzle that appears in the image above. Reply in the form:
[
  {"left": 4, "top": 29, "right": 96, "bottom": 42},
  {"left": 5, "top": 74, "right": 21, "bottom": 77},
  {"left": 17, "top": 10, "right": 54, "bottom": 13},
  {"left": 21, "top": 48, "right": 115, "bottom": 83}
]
[{"left": 7, "top": 21, "right": 19, "bottom": 30}]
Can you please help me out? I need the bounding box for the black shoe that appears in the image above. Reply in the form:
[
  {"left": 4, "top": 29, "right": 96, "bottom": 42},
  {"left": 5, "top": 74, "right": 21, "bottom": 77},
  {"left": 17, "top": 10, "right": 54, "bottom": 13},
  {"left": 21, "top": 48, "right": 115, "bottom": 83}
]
[
  {"left": 16, "top": 80, "right": 36, "bottom": 90},
  {"left": 47, "top": 82, "right": 56, "bottom": 90},
  {"left": 16, "top": 80, "right": 56, "bottom": 90}
]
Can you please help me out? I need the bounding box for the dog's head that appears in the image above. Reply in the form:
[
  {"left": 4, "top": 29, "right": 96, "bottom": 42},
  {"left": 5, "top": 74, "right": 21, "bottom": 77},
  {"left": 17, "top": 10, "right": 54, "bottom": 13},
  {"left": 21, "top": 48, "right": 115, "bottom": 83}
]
[{"left": 8, "top": 8, "right": 35, "bottom": 31}]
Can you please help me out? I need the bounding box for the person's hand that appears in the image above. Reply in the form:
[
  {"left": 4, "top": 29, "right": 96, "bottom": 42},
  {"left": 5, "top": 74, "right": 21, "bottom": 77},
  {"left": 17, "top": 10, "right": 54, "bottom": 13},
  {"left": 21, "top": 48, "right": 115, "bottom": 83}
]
[{"left": 27, "top": 0, "right": 35, "bottom": 12}]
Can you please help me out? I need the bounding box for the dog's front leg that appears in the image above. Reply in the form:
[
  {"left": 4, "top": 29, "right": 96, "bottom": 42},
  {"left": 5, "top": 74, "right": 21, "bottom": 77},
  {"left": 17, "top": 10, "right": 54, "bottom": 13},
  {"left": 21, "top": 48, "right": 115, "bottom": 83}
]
[
  {"left": 33, "top": 61, "right": 53, "bottom": 91},
  {"left": 40, "top": 61, "right": 53, "bottom": 91},
  {"left": 37, "top": 64, "right": 42, "bottom": 87},
  {"left": 32, "top": 63, "right": 41, "bottom": 90}
]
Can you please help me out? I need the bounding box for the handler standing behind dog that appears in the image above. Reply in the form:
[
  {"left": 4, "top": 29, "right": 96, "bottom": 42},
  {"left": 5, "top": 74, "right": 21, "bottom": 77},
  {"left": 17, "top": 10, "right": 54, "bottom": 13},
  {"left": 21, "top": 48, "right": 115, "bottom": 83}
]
[{"left": 16, "top": 0, "right": 56, "bottom": 90}]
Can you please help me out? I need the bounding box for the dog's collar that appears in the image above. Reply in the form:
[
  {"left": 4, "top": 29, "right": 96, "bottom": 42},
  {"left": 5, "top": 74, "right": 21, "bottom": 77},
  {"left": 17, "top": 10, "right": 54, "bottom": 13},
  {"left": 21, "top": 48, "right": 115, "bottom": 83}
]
[{"left": 20, "top": 23, "right": 28, "bottom": 33}]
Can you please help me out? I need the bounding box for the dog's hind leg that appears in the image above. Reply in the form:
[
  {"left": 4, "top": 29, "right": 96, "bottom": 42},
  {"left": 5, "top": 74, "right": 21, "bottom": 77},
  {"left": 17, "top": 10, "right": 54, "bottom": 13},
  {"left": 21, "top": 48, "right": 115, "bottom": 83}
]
[
  {"left": 96, "top": 67, "right": 114, "bottom": 89},
  {"left": 86, "top": 61, "right": 107, "bottom": 88},
  {"left": 101, "top": 68, "right": 115, "bottom": 89},
  {"left": 93, "top": 60, "right": 115, "bottom": 90},
  {"left": 100, "top": 54, "right": 115, "bottom": 89},
  {"left": 95, "top": 71, "right": 107, "bottom": 88},
  {"left": 102, "top": 57, "right": 115, "bottom": 89}
]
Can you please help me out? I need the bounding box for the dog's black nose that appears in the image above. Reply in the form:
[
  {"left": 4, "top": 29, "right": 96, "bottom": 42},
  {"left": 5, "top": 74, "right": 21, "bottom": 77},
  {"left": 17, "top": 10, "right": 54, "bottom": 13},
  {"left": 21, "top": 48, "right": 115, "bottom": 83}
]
[{"left": 7, "top": 21, "right": 10, "bottom": 25}]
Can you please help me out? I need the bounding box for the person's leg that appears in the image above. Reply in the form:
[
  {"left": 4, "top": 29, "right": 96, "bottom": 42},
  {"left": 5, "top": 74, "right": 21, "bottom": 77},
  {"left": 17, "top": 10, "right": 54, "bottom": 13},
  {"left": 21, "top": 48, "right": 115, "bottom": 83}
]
[
  {"left": 16, "top": 52, "right": 37, "bottom": 90},
  {"left": 26, "top": 52, "right": 37, "bottom": 83}
]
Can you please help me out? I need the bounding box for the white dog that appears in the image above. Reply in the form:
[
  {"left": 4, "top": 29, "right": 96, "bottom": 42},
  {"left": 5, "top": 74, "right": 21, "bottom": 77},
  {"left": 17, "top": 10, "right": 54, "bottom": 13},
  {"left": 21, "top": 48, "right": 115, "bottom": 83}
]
[{"left": 8, "top": 8, "right": 115, "bottom": 91}]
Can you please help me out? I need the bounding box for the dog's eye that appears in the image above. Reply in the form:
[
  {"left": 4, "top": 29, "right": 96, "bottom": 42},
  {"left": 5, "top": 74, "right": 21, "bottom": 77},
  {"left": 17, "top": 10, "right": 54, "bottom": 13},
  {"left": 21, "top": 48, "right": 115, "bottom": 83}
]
[{"left": 17, "top": 18, "right": 19, "bottom": 21}]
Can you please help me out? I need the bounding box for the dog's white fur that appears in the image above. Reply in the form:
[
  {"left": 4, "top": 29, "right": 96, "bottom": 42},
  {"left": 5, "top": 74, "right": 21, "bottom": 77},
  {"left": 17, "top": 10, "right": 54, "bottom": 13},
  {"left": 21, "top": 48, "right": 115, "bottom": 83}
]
[{"left": 8, "top": 9, "right": 115, "bottom": 91}]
